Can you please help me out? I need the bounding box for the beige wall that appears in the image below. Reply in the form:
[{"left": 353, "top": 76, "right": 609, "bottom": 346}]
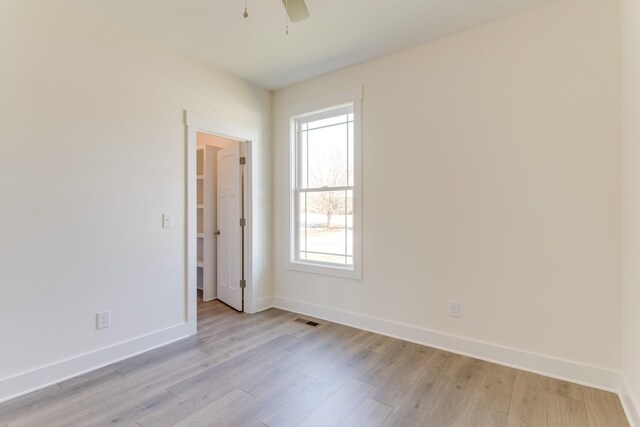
[
  {"left": 0, "top": 0, "right": 271, "bottom": 382},
  {"left": 621, "top": 0, "right": 640, "bottom": 418},
  {"left": 273, "top": 0, "right": 621, "bottom": 370}
]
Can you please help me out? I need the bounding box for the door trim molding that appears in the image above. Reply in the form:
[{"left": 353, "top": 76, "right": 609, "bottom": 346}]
[{"left": 185, "top": 111, "right": 258, "bottom": 330}]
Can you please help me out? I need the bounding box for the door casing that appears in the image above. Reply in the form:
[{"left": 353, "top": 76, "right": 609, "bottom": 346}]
[{"left": 185, "top": 111, "right": 256, "bottom": 334}]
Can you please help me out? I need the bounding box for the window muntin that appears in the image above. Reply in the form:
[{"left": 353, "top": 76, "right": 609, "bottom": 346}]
[{"left": 293, "top": 105, "right": 355, "bottom": 269}]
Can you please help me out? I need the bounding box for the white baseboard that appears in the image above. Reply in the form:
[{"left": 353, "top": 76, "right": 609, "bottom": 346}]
[
  {"left": 272, "top": 296, "right": 620, "bottom": 393},
  {"left": 621, "top": 376, "right": 640, "bottom": 427},
  {"left": 256, "top": 296, "right": 274, "bottom": 312},
  {"left": 0, "top": 323, "right": 192, "bottom": 404}
]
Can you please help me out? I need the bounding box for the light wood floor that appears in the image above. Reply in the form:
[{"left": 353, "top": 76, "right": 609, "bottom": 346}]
[{"left": 0, "top": 298, "right": 630, "bottom": 427}]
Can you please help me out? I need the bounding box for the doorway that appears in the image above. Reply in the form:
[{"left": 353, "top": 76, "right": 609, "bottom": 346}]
[
  {"left": 186, "top": 111, "right": 257, "bottom": 332},
  {"left": 196, "top": 132, "right": 245, "bottom": 311}
]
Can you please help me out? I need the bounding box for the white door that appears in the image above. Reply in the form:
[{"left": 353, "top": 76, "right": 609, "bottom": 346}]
[{"left": 216, "top": 143, "right": 243, "bottom": 311}]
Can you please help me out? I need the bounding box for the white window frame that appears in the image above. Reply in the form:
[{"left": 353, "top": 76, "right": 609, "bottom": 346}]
[{"left": 285, "top": 87, "right": 362, "bottom": 280}]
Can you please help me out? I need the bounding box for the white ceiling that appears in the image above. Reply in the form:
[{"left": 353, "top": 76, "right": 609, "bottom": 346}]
[{"left": 73, "top": 0, "right": 559, "bottom": 90}]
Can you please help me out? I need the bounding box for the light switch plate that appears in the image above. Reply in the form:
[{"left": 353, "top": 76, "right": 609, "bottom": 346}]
[
  {"left": 449, "top": 301, "right": 461, "bottom": 318},
  {"left": 97, "top": 311, "right": 110, "bottom": 329},
  {"left": 162, "top": 213, "right": 174, "bottom": 229}
]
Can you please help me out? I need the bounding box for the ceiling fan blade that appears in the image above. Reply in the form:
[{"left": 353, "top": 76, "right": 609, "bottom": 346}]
[{"left": 281, "top": 0, "right": 310, "bottom": 22}]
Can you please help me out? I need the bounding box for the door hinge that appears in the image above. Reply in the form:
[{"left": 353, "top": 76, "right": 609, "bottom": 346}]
[
  {"left": 239, "top": 156, "right": 246, "bottom": 165},
  {"left": 239, "top": 279, "right": 246, "bottom": 288},
  {"left": 240, "top": 218, "right": 246, "bottom": 227}
]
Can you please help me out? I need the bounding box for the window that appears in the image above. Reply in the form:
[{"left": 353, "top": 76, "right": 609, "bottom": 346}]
[{"left": 287, "top": 89, "right": 362, "bottom": 279}]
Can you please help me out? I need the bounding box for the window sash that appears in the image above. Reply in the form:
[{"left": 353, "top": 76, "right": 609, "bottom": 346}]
[
  {"left": 296, "top": 116, "right": 353, "bottom": 191},
  {"left": 293, "top": 105, "right": 354, "bottom": 268},
  {"left": 294, "top": 187, "right": 353, "bottom": 265},
  {"left": 287, "top": 90, "right": 361, "bottom": 279}
]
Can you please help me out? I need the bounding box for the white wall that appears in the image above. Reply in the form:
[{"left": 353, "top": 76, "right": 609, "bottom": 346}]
[
  {"left": 0, "top": 0, "right": 271, "bottom": 396},
  {"left": 273, "top": 0, "right": 620, "bottom": 375},
  {"left": 621, "top": 0, "right": 640, "bottom": 422}
]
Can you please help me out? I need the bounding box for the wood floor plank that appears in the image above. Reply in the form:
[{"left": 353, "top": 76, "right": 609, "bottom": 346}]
[
  {"left": 266, "top": 326, "right": 367, "bottom": 385},
  {"left": 583, "top": 387, "right": 630, "bottom": 427},
  {"left": 298, "top": 330, "right": 374, "bottom": 379},
  {"left": 41, "top": 351, "right": 232, "bottom": 427},
  {"left": 363, "top": 334, "right": 396, "bottom": 354},
  {"left": 380, "top": 369, "right": 447, "bottom": 427},
  {"left": 8, "top": 369, "right": 128, "bottom": 427},
  {"left": 547, "top": 378, "right": 585, "bottom": 402},
  {"left": 263, "top": 349, "right": 377, "bottom": 427},
  {"left": 166, "top": 334, "right": 295, "bottom": 400},
  {"left": 365, "top": 341, "right": 436, "bottom": 407},
  {"left": 172, "top": 389, "right": 255, "bottom": 427},
  {"left": 45, "top": 388, "right": 178, "bottom": 427},
  {"left": 232, "top": 373, "right": 315, "bottom": 426},
  {"left": 548, "top": 394, "right": 589, "bottom": 427},
  {"left": 222, "top": 318, "right": 310, "bottom": 358},
  {"left": 339, "top": 398, "right": 393, "bottom": 427},
  {"left": 196, "top": 308, "right": 283, "bottom": 346},
  {"left": 506, "top": 371, "right": 548, "bottom": 427},
  {"left": 286, "top": 323, "right": 361, "bottom": 356},
  {"left": 423, "top": 357, "right": 488, "bottom": 426},
  {"left": 140, "top": 338, "right": 298, "bottom": 426},
  {"left": 117, "top": 348, "right": 216, "bottom": 379},
  {"left": 463, "top": 405, "right": 508, "bottom": 427},
  {"left": 476, "top": 363, "right": 517, "bottom": 414},
  {"left": 244, "top": 330, "right": 376, "bottom": 399},
  {"left": 66, "top": 350, "right": 230, "bottom": 424},
  {"left": 422, "top": 348, "right": 467, "bottom": 378},
  {"left": 298, "top": 378, "right": 374, "bottom": 427},
  {"left": 57, "top": 365, "right": 124, "bottom": 391},
  {"left": 95, "top": 391, "right": 179, "bottom": 425},
  {"left": 198, "top": 309, "right": 293, "bottom": 355},
  {"left": 355, "top": 340, "right": 416, "bottom": 385},
  {"left": 0, "top": 385, "right": 64, "bottom": 426},
  {"left": 138, "top": 389, "right": 228, "bottom": 427},
  {"left": 113, "top": 336, "right": 202, "bottom": 375}
]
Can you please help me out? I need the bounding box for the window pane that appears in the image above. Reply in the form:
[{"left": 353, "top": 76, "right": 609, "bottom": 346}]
[
  {"left": 298, "top": 190, "right": 353, "bottom": 266},
  {"left": 304, "top": 123, "right": 349, "bottom": 188}
]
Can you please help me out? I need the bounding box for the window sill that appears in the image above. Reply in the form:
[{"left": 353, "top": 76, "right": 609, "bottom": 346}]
[{"left": 286, "top": 260, "right": 362, "bottom": 280}]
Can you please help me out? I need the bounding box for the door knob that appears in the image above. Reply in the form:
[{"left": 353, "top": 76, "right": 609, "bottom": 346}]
[{"left": 214, "top": 230, "right": 220, "bottom": 236}]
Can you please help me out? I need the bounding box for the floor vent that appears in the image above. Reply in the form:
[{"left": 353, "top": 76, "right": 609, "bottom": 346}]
[{"left": 294, "top": 318, "right": 321, "bottom": 327}]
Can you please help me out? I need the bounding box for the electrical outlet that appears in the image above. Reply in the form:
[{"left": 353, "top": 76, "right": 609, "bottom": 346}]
[
  {"left": 97, "top": 311, "right": 111, "bottom": 329},
  {"left": 449, "top": 301, "right": 461, "bottom": 318},
  {"left": 162, "top": 213, "right": 174, "bottom": 229}
]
